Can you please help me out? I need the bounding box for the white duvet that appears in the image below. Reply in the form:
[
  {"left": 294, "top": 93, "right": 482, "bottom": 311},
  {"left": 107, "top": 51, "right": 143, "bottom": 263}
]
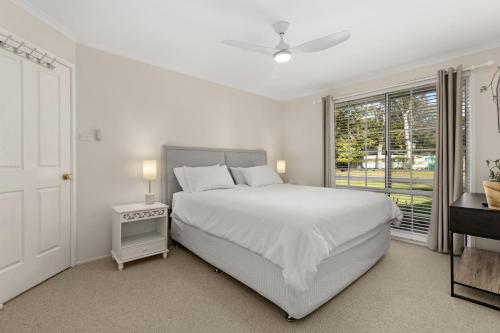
[{"left": 171, "top": 184, "right": 402, "bottom": 292}]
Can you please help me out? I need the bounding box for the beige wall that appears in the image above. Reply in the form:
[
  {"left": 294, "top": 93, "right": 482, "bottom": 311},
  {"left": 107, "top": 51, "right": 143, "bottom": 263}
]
[
  {"left": 283, "top": 47, "right": 500, "bottom": 251},
  {"left": 0, "top": 0, "right": 75, "bottom": 63},
  {"left": 76, "top": 45, "right": 284, "bottom": 262},
  {"left": 4, "top": 0, "right": 500, "bottom": 259},
  {"left": 2, "top": 1, "right": 284, "bottom": 263}
]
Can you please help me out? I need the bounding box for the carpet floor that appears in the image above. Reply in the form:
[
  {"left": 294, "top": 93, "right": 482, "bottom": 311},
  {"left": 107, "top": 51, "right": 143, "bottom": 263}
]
[{"left": 1, "top": 240, "right": 499, "bottom": 332}]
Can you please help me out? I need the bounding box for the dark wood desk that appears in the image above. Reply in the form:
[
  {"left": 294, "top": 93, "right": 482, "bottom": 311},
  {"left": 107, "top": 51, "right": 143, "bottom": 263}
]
[{"left": 449, "top": 193, "right": 500, "bottom": 310}]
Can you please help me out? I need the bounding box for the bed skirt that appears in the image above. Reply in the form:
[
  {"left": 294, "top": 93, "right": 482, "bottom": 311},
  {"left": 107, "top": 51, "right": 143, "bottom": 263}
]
[{"left": 171, "top": 218, "right": 390, "bottom": 319}]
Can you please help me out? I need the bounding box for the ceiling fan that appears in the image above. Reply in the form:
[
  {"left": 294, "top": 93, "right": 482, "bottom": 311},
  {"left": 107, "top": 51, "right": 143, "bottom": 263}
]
[{"left": 223, "top": 21, "right": 350, "bottom": 63}]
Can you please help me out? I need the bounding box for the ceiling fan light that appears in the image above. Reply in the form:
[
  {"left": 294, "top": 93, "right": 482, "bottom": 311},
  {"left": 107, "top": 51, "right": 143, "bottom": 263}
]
[{"left": 273, "top": 50, "right": 291, "bottom": 63}]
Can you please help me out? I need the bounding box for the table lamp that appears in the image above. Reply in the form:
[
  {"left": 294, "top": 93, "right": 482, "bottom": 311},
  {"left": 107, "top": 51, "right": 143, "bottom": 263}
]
[
  {"left": 277, "top": 160, "right": 286, "bottom": 179},
  {"left": 143, "top": 160, "right": 157, "bottom": 204}
]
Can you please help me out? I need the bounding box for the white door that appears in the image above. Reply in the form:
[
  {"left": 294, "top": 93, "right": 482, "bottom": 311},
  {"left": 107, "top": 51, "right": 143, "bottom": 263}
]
[{"left": 0, "top": 47, "right": 71, "bottom": 304}]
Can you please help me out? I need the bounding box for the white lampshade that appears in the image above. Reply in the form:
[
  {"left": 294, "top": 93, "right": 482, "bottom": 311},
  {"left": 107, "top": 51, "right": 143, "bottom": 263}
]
[
  {"left": 142, "top": 160, "right": 157, "bottom": 180},
  {"left": 273, "top": 50, "right": 292, "bottom": 63},
  {"left": 276, "top": 160, "right": 286, "bottom": 174}
]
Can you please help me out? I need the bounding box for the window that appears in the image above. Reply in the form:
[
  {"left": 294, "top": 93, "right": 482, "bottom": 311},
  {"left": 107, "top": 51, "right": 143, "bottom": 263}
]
[{"left": 332, "top": 82, "right": 469, "bottom": 241}]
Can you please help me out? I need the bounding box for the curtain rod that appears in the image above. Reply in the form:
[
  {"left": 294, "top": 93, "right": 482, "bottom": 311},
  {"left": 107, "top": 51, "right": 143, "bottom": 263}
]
[{"left": 312, "top": 60, "right": 495, "bottom": 104}]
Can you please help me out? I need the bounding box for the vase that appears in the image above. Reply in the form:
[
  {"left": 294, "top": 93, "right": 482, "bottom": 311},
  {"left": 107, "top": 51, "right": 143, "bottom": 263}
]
[{"left": 483, "top": 180, "right": 500, "bottom": 210}]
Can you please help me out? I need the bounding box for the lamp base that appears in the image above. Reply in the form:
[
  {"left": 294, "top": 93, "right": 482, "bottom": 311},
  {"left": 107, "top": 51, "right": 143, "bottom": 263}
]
[{"left": 145, "top": 193, "right": 155, "bottom": 205}]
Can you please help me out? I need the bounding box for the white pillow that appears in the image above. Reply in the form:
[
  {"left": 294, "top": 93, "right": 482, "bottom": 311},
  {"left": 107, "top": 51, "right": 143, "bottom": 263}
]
[
  {"left": 229, "top": 167, "right": 247, "bottom": 185},
  {"left": 173, "top": 167, "right": 190, "bottom": 192},
  {"left": 183, "top": 165, "right": 235, "bottom": 192},
  {"left": 241, "top": 165, "right": 283, "bottom": 187},
  {"left": 174, "top": 164, "right": 222, "bottom": 192}
]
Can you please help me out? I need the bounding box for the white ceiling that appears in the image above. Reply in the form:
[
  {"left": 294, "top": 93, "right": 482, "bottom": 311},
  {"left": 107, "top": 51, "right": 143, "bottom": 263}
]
[{"left": 20, "top": 0, "right": 500, "bottom": 100}]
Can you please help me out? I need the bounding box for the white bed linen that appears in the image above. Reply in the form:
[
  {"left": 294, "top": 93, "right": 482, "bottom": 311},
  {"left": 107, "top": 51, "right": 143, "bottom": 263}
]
[{"left": 171, "top": 184, "right": 402, "bottom": 292}]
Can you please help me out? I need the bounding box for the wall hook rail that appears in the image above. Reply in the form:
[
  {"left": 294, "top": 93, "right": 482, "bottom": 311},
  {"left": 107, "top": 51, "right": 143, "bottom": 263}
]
[{"left": 0, "top": 32, "right": 56, "bottom": 70}]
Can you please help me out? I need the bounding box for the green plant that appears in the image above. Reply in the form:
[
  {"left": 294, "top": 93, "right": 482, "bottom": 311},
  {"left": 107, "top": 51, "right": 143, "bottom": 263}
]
[{"left": 486, "top": 159, "right": 500, "bottom": 182}]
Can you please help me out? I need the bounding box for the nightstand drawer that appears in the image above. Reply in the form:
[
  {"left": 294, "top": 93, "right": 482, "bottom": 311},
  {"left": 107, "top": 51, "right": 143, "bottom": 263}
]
[
  {"left": 121, "top": 239, "right": 166, "bottom": 260},
  {"left": 121, "top": 209, "right": 167, "bottom": 223},
  {"left": 450, "top": 207, "right": 500, "bottom": 239}
]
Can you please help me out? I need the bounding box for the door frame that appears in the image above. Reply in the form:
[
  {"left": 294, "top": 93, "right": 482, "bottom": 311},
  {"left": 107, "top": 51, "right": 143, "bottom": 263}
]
[
  {"left": 68, "top": 60, "right": 77, "bottom": 267},
  {"left": 0, "top": 26, "right": 77, "bottom": 267},
  {"left": 55, "top": 49, "right": 77, "bottom": 268}
]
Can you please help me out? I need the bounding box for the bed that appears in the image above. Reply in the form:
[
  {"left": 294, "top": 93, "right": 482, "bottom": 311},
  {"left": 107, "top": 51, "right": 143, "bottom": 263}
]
[{"left": 162, "top": 145, "right": 402, "bottom": 320}]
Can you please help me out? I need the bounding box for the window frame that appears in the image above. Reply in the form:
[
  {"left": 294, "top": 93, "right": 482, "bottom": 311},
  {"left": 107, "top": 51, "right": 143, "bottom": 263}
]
[{"left": 330, "top": 78, "right": 470, "bottom": 242}]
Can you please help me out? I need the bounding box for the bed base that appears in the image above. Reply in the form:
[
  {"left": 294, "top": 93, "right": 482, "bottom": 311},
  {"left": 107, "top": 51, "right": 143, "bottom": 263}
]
[
  {"left": 171, "top": 218, "right": 390, "bottom": 319},
  {"left": 210, "top": 263, "right": 294, "bottom": 321}
]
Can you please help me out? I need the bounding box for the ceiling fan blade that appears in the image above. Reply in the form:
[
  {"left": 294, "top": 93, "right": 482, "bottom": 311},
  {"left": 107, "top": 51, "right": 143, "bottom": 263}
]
[
  {"left": 292, "top": 30, "right": 350, "bottom": 53},
  {"left": 222, "top": 40, "right": 275, "bottom": 56}
]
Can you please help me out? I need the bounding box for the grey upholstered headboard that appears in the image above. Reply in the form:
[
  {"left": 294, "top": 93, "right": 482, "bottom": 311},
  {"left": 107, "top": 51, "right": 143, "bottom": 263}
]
[{"left": 161, "top": 145, "right": 266, "bottom": 206}]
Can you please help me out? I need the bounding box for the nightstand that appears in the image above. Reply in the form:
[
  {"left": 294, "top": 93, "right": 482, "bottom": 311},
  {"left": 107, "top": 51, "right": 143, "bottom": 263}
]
[
  {"left": 111, "top": 202, "right": 169, "bottom": 271},
  {"left": 449, "top": 193, "right": 500, "bottom": 310}
]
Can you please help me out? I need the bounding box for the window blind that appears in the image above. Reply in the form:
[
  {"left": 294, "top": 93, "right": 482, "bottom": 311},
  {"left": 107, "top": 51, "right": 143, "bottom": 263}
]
[
  {"left": 387, "top": 86, "right": 436, "bottom": 236},
  {"left": 333, "top": 81, "right": 469, "bottom": 240},
  {"left": 334, "top": 95, "right": 386, "bottom": 190}
]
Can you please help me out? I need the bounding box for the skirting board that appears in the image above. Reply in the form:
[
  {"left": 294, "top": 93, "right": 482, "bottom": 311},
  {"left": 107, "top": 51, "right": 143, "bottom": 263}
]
[
  {"left": 75, "top": 254, "right": 111, "bottom": 266},
  {"left": 74, "top": 234, "right": 415, "bottom": 266}
]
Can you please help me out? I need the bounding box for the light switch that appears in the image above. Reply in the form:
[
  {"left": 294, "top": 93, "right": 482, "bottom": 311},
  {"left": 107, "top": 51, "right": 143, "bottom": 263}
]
[{"left": 79, "top": 133, "right": 93, "bottom": 142}]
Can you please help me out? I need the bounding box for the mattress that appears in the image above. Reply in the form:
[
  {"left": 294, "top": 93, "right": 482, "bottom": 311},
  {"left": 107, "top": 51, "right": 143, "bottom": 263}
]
[
  {"left": 171, "top": 218, "right": 390, "bottom": 319},
  {"left": 172, "top": 184, "right": 401, "bottom": 292}
]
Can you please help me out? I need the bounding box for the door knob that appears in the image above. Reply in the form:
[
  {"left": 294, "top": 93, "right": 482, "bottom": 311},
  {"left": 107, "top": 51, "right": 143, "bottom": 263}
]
[{"left": 62, "top": 173, "right": 73, "bottom": 181}]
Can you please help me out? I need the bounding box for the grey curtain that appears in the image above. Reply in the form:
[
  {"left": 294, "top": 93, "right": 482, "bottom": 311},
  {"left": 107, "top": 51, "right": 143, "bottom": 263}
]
[
  {"left": 323, "top": 96, "right": 335, "bottom": 187},
  {"left": 427, "top": 66, "right": 464, "bottom": 254}
]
